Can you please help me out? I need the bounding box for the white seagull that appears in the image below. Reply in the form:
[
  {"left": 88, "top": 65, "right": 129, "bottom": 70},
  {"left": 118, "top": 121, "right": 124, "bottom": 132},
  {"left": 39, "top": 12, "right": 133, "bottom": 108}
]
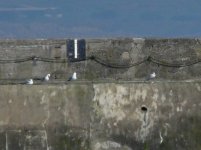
[
  {"left": 146, "top": 72, "right": 156, "bottom": 80},
  {"left": 68, "top": 72, "right": 77, "bottom": 81},
  {"left": 44, "top": 74, "right": 51, "bottom": 81},
  {"left": 159, "top": 131, "right": 163, "bottom": 144},
  {"left": 27, "top": 79, "right": 33, "bottom": 85}
]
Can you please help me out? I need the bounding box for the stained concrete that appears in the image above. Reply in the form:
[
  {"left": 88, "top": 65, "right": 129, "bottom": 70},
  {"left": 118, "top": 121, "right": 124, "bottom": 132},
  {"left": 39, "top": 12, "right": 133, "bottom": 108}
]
[
  {"left": 0, "top": 38, "right": 201, "bottom": 149},
  {"left": 0, "top": 83, "right": 200, "bottom": 149},
  {"left": 0, "top": 38, "right": 201, "bottom": 81}
]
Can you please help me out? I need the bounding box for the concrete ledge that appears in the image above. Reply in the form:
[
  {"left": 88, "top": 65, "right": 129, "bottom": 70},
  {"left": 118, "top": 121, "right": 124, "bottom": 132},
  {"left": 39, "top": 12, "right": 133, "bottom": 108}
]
[{"left": 1, "top": 79, "right": 201, "bottom": 85}]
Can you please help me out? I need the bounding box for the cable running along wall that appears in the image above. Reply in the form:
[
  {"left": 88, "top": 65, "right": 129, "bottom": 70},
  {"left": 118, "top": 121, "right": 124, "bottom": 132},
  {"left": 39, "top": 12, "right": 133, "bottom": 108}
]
[{"left": 0, "top": 55, "right": 200, "bottom": 68}]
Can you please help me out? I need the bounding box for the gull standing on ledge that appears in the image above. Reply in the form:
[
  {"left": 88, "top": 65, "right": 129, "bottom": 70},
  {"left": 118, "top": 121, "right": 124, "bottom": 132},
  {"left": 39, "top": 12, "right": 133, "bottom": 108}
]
[
  {"left": 146, "top": 72, "right": 156, "bottom": 81},
  {"left": 159, "top": 131, "right": 163, "bottom": 144},
  {"left": 44, "top": 74, "right": 51, "bottom": 81},
  {"left": 68, "top": 72, "right": 77, "bottom": 81},
  {"left": 27, "top": 79, "right": 33, "bottom": 85}
]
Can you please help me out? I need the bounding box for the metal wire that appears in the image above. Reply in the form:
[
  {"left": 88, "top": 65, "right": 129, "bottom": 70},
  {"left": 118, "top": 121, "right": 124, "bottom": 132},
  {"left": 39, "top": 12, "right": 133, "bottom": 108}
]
[
  {"left": 149, "top": 56, "right": 201, "bottom": 67},
  {"left": 89, "top": 56, "right": 148, "bottom": 68},
  {"left": 90, "top": 56, "right": 201, "bottom": 68},
  {"left": 0, "top": 55, "right": 200, "bottom": 68}
]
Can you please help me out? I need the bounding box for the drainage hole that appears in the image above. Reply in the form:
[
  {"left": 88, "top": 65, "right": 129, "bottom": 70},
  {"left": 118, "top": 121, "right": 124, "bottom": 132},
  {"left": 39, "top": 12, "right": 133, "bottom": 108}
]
[{"left": 141, "top": 106, "right": 148, "bottom": 112}]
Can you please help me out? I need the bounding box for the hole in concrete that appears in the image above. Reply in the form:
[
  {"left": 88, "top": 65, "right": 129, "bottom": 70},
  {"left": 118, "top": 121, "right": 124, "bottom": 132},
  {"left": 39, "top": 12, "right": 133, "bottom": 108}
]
[{"left": 141, "top": 106, "right": 148, "bottom": 112}]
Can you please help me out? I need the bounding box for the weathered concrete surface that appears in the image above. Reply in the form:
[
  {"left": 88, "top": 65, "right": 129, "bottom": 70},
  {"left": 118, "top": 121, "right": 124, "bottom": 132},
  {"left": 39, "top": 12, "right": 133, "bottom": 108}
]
[
  {"left": 0, "top": 38, "right": 201, "bottom": 149},
  {"left": 0, "top": 38, "right": 201, "bottom": 80},
  {"left": 0, "top": 82, "right": 201, "bottom": 150},
  {"left": 0, "top": 84, "right": 93, "bottom": 150}
]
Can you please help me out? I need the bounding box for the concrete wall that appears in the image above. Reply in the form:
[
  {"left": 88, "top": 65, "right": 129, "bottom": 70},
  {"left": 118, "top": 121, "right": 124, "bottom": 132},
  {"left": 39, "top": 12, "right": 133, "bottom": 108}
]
[
  {"left": 0, "top": 38, "right": 201, "bottom": 81},
  {"left": 0, "top": 83, "right": 201, "bottom": 150},
  {"left": 0, "top": 38, "right": 201, "bottom": 149}
]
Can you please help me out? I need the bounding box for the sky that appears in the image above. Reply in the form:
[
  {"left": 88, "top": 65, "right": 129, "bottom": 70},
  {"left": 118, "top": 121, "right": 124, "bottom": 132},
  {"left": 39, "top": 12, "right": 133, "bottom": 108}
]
[{"left": 0, "top": 0, "right": 201, "bottom": 38}]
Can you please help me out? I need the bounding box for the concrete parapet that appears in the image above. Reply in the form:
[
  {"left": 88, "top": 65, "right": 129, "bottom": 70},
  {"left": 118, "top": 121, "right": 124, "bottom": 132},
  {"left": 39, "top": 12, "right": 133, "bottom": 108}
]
[{"left": 0, "top": 38, "right": 201, "bottom": 81}]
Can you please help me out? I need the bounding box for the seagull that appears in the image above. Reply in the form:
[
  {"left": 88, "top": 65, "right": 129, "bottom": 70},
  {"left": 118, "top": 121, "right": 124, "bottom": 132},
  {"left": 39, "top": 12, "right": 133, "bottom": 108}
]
[
  {"left": 44, "top": 74, "right": 51, "bottom": 81},
  {"left": 159, "top": 131, "right": 163, "bottom": 144},
  {"left": 26, "top": 79, "right": 33, "bottom": 85},
  {"left": 68, "top": 72, "right": 77, "bottom": 81},
  {"left": 146, "top": 72, "right": 156, "bottom": 80}
]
